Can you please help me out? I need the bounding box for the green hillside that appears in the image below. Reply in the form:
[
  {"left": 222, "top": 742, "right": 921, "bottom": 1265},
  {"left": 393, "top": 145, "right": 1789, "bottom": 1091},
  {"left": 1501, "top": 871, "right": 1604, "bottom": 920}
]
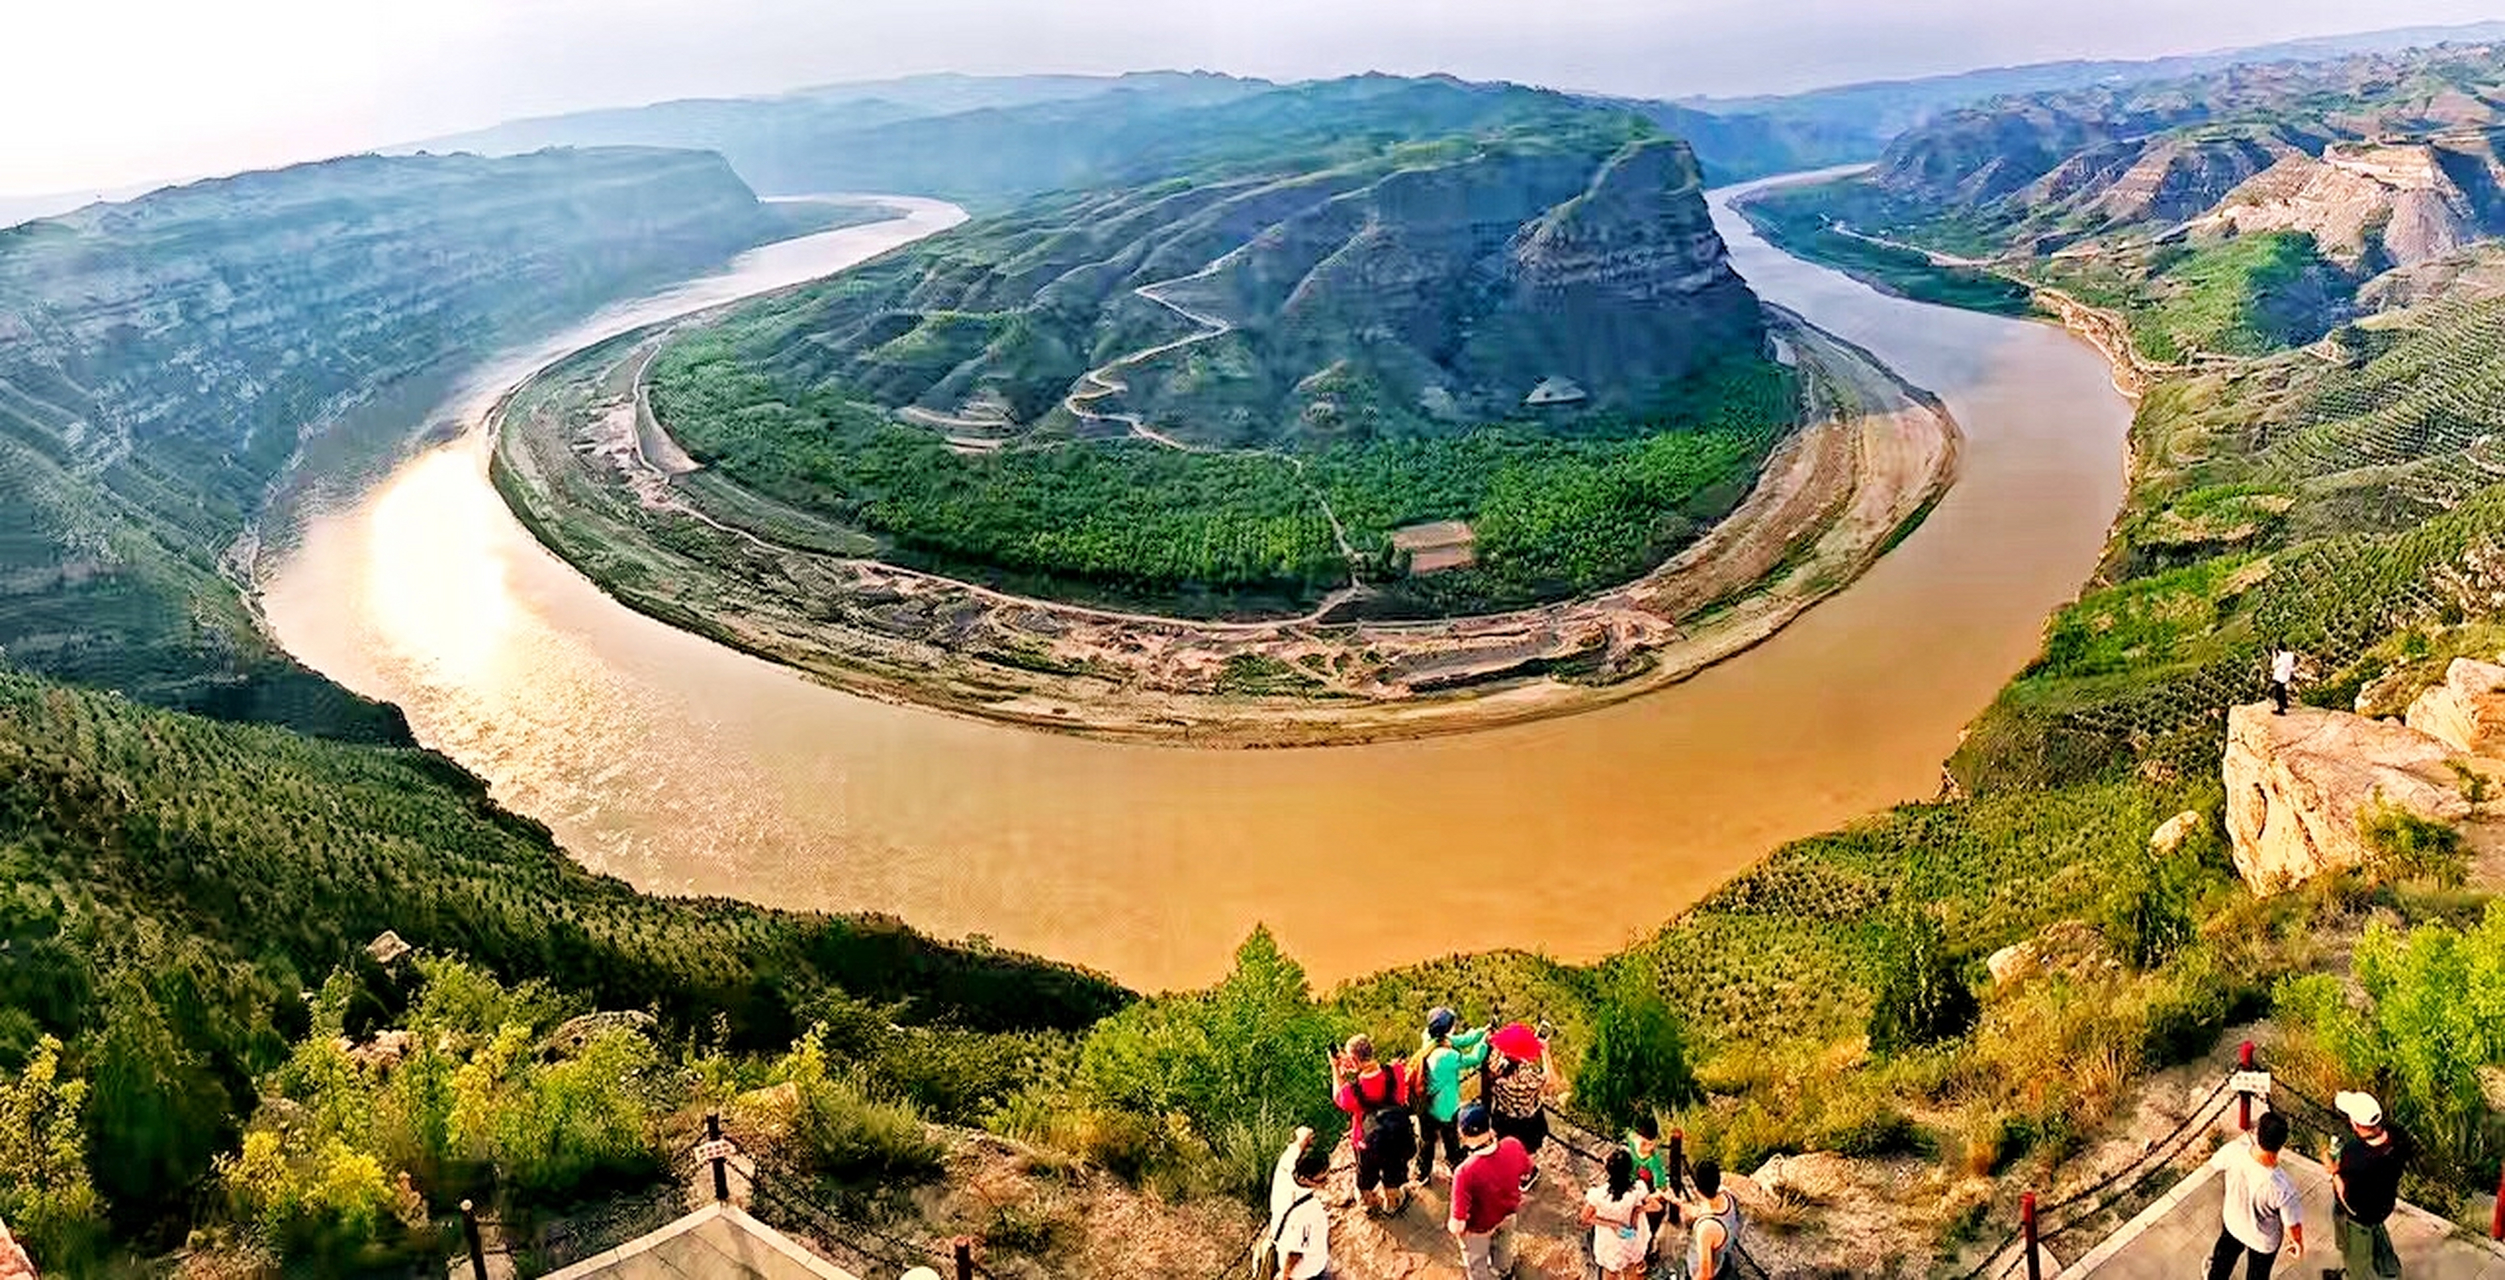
[
  {"left": 0, "top": 665, "right": 1125, "bottom": 1255},
  {"left": 642, "top": 78, "right": 1788, "bottom": 615},
  {"left": 0, "top": 149, "right": 804, "bottom": 743}
]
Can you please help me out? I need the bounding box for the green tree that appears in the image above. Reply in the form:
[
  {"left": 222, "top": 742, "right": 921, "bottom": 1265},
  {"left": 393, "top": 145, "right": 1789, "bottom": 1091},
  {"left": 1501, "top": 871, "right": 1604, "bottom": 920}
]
[
  {"left": 1574, "top": 967, "right": 1700, "bottom": 1133},
  {"left": 0, "top": 1036, "right": 106, "bottom": 1268},
  {"left": 1865, "top": 904, "right": 1978, "bottom": 1057},
  {"left": 86, "top": 972, "right": 231, "bottom": 1222},
  {"left": 1075, "top": 928, "right": 1347, "bottom": 1146}
]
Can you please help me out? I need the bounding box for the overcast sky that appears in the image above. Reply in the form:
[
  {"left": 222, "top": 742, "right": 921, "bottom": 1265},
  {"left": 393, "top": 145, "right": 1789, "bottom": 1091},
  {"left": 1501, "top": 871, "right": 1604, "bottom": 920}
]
[{"left": 8, "top": 0, "right": 2505, "bottom": 196}]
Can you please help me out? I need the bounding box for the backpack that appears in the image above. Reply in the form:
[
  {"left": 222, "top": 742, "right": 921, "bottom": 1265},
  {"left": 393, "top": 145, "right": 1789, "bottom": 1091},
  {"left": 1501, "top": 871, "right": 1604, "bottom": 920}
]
[
  {"left": 1351, "top": 1066, "right": 1417, "bottom": 1166},
  {"left": 1254, "top": 1191, "right": 1316, "bottom": 1277}
]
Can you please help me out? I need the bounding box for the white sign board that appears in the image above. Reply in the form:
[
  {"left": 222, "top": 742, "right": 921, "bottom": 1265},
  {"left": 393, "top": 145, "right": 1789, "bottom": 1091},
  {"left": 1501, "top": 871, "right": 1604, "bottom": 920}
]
[
  {"left": 697, "top": 1139, "right": 736, "bottom": 1163},
  {"left": 2231, "top": 1070, "right": 2272, "bottom": 1097}
]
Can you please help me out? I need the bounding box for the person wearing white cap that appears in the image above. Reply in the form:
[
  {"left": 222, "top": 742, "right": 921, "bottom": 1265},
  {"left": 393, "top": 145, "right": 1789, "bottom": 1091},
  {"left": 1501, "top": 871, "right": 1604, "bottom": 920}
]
[{"left": 2330, "top": 1090, "right": 2409, "bottom": 1278}]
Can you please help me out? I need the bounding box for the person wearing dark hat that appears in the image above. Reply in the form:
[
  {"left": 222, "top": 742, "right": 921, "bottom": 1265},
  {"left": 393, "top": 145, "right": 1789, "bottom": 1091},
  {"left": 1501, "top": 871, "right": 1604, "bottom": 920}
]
[
  {"left": 2330, "top": 1090, "right": 2408, "bottom": 1279},
  {"left": 1416, "top": 1008, "right": 1489, "bottom": 1185},
  {"left": 2207, "top": 1111, "right": 2305, "bottom": 1280},
  {"left": 1448, "top": 1102, "right": 1532, "bottom": 1280}
]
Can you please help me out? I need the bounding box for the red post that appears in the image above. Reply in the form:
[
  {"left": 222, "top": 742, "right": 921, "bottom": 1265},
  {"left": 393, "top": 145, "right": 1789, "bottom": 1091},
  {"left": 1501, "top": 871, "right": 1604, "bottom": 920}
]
[
  {"left": 2490, "top": 1162, "right": 2503, "bottom": 1240},
  {"left": 1668, "top": 1128, "right": 1686, "bottom": 1197},
  {"left": 2237, "top": 1041, "right": 2256, "bottom": 1132},
  {"left": 954, "top": 1237, "right": 976, "bottom": 1280},
  {"left": 2021, "top": 1191, "right": 2041, "bottom": 1280}
]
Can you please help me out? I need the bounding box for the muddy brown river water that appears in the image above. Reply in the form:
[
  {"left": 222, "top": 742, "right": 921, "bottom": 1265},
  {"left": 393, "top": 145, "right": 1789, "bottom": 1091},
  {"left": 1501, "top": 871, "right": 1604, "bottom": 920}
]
[{"left": 262, "top": 179, "right": 2130, "bottom": 993}]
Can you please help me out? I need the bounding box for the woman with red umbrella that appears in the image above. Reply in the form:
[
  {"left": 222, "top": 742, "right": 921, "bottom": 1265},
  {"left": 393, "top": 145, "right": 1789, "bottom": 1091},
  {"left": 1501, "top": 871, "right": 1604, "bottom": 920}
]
[{"left": 1483, "top": 1020, "right": 1554, "bottom": 1191}]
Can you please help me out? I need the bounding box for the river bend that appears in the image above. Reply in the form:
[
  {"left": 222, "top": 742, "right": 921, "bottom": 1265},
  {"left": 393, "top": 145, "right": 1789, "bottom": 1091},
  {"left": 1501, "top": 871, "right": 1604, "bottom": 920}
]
[{"left": 263, "top": 180, "right": 2129, "bottom": 991}]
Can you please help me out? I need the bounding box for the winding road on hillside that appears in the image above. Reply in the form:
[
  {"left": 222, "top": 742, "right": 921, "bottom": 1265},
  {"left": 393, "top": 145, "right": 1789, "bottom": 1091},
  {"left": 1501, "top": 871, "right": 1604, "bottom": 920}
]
[{"left": 264, "top": 178, "right": 2132, "bottom": 990}]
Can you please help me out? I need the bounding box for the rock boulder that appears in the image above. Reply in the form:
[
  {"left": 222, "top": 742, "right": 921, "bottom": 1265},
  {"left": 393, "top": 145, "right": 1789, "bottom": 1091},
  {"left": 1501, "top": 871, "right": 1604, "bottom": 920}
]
[
  {"left": 2403, "top": 658, "right": 2505, "bottom": 755},
  {"left": 2222, "top": 705, "right": 2471, "bottom": 890},
  {"left": 2149, "top": 810, "right": 2205, "bottom": 854}
]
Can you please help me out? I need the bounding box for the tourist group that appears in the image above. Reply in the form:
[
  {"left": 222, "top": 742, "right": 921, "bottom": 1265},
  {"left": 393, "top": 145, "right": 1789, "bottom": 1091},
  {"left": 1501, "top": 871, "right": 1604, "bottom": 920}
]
[{"left": 1263, "top": 1009, "right": 1741, "bottom": 1280}]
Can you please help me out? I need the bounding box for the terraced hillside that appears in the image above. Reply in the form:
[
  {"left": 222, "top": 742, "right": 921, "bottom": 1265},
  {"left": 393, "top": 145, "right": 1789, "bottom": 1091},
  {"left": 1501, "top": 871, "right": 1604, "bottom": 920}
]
[
  {"left": 1958, "top": 282, "right": 2505, "bottom": 789},
  {"left": 0, "top": 149, "right": 805, "bottom": 739},
  {"left": 641, "top": 78, "right": 1784, "bottom": 618}
]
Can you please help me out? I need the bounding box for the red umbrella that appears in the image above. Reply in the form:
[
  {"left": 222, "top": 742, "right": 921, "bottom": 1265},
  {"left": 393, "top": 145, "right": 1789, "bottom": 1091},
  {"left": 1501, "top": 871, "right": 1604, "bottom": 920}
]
[{"left": 1491, "top": 1021, "right": 1542, "bottom": 1060}]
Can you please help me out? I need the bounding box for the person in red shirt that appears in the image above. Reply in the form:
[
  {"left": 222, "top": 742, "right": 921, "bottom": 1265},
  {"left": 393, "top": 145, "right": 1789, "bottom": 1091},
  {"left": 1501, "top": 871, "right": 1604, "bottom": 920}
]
[
  {"left": 1331, "top": 1034, "right": 1417, "bottom": 1216},
  {"left": 1447, "top": 1102, "right": 1533, "bottom": 1280}
]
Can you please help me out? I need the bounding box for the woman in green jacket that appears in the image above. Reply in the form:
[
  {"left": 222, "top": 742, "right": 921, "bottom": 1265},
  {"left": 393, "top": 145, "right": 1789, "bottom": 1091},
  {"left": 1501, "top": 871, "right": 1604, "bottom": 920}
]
[{"left": 1414, "top": 1006, "right": 1488, "bottom": 1185}]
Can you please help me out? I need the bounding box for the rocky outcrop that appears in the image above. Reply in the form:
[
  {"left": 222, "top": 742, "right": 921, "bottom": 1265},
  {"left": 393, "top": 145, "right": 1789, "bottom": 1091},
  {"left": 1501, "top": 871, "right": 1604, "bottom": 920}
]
[
  {"left": 2222, "top": 704, "right": 2471, "bottom": 890},
  {"left": 2203, "top": 145, "right": 2482, "bottom": 267},
  {"left": 1476, "top": 139, "right": 1760, "bottom": 402},
  {"left": 2405, "top": 657, "right": 2505, "bottom": 753}
]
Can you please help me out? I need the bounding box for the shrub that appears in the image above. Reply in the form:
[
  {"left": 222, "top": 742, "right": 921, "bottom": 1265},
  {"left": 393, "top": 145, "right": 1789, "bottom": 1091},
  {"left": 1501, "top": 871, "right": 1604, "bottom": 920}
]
[
  {"left": 1575, "top": 966, "right": 1700, "bottom": 1133},
  {"left": 214, "top": 1128, "right": 425, "bottom": 1265},
  {"left": 2359, "top": 802, "right": 2467, "bottom": 887},
  {"left": 1866, "top": 906, "right": 1978, "bottom": 1056},
  {"left": 2100, "top": 845, "right": 2199, "bottom": 970},
  {"left": 2274, "top": 903, "right": 2505, "bottom": 1188},
  {"left": 775, "top": 1024, "right": 943, "bottom": 1183},
  {"left": 0, "top": 1037, "right": 106, "bottom": 1269}
]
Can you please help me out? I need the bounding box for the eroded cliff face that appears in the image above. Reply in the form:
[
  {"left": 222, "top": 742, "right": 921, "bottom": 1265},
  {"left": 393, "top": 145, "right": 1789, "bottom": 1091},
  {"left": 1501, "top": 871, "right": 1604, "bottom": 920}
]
[
  {"left": 0, "top": 147, "right": 786, "bottom": 737},
  {"left": 2199, "top": 136, "right": 2504, "bottom": 268},
  {"left": 1482, "top": 139, "right": 1758, "bottom": 403}
]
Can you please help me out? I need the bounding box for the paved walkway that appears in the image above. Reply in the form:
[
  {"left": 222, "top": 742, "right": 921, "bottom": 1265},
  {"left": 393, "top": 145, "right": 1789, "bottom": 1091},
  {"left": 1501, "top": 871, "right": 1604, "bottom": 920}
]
[
  {"left": 2058, "top": 1149, "right": 2505, "bottom": 1278},
  {"left": 541, "top": 1203, "right": 861, "bottom": 1280}
]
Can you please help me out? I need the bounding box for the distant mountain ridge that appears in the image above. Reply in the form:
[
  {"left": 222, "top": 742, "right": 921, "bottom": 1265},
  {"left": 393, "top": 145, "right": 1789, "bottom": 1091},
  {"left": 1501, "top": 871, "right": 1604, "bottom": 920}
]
[
  {"left": 410, "top": 68, "right": 1852, "bottom": 198},
  {"left": 1869, "top": 42, "right": 2505, "bottom": 270},
  {"left": 1683, "top": 18, "right": 2505, "bottom": 160}
]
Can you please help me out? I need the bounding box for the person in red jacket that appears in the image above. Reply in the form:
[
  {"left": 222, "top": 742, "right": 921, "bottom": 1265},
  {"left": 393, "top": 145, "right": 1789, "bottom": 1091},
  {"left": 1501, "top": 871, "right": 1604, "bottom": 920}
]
[
  {"left": 1448, "top": 1102, "right": 1533, "bottom": 1280},
  {"left": 1331, "top": 1034, "right": 1418, "bottom": 1216}
]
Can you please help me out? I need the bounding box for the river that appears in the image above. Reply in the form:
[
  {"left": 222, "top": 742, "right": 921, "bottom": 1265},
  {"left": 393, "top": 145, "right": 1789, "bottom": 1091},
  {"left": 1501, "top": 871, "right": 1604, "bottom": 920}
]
[{"left": 262, "top": 178, "right": 2130, "bottom": 993}]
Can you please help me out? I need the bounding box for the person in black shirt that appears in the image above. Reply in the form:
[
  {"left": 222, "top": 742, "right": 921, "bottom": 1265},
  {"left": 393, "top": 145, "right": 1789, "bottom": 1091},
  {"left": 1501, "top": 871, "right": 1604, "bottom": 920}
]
[{"left": 2330, "top": 1090, "right": 2408, "bottom": 1278}]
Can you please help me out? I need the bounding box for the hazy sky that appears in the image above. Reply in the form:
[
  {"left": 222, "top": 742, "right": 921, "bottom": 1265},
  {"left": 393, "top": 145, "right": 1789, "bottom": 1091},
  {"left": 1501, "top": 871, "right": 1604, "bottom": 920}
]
[{"left": 9, "top": 0, "right": 2505, "bottom": 196}]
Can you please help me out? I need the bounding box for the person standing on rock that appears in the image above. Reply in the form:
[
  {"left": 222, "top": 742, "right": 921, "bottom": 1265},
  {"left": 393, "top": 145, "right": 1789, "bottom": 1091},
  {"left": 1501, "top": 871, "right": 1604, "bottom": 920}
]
[
  {"left": 1580, "top": 1147, "right": 1655, "bottom": 1280},
  {"left": 2207, "top": 1111, "right": 2305, "bottom": 1280},
  {"left": 1264, "top": 1126, "right": 1334, "bottom": 1280},
  {"left": 1448, "top": 1103, "right": 1533, "bottom": 1280},
  {"left": 1485, "top": 1021, "right": 1554, "bottom": 1190},
  {"left": 1331, "top": 1034, "right": 1417, "bottom": 1217},
  {"left": 1415, "top": 1007, "right": 1489, "bottom": 1186},
  {"left": 2330, "top": 1091, "right": 2409, "bottom": 1279},
  {"left": 1677, "top": 1159, "right": 1742, "bottom": 1280},
  {"left": 2270, "top": 646, "right": 2299, "bottom": 715}
]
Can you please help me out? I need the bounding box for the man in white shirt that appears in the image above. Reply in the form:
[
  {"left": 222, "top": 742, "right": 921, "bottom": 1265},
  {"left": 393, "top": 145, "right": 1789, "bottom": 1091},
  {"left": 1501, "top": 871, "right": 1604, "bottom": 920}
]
[
  {"left": 2208, "top": 1112, "right": 2305, "bottom": 1280},
  {"left": 2269, "top": 647, "right": 2298, "bottom": 715},
  {"left": 1268, "top": 1126, "right": 1334, "bottom": 1280}
]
